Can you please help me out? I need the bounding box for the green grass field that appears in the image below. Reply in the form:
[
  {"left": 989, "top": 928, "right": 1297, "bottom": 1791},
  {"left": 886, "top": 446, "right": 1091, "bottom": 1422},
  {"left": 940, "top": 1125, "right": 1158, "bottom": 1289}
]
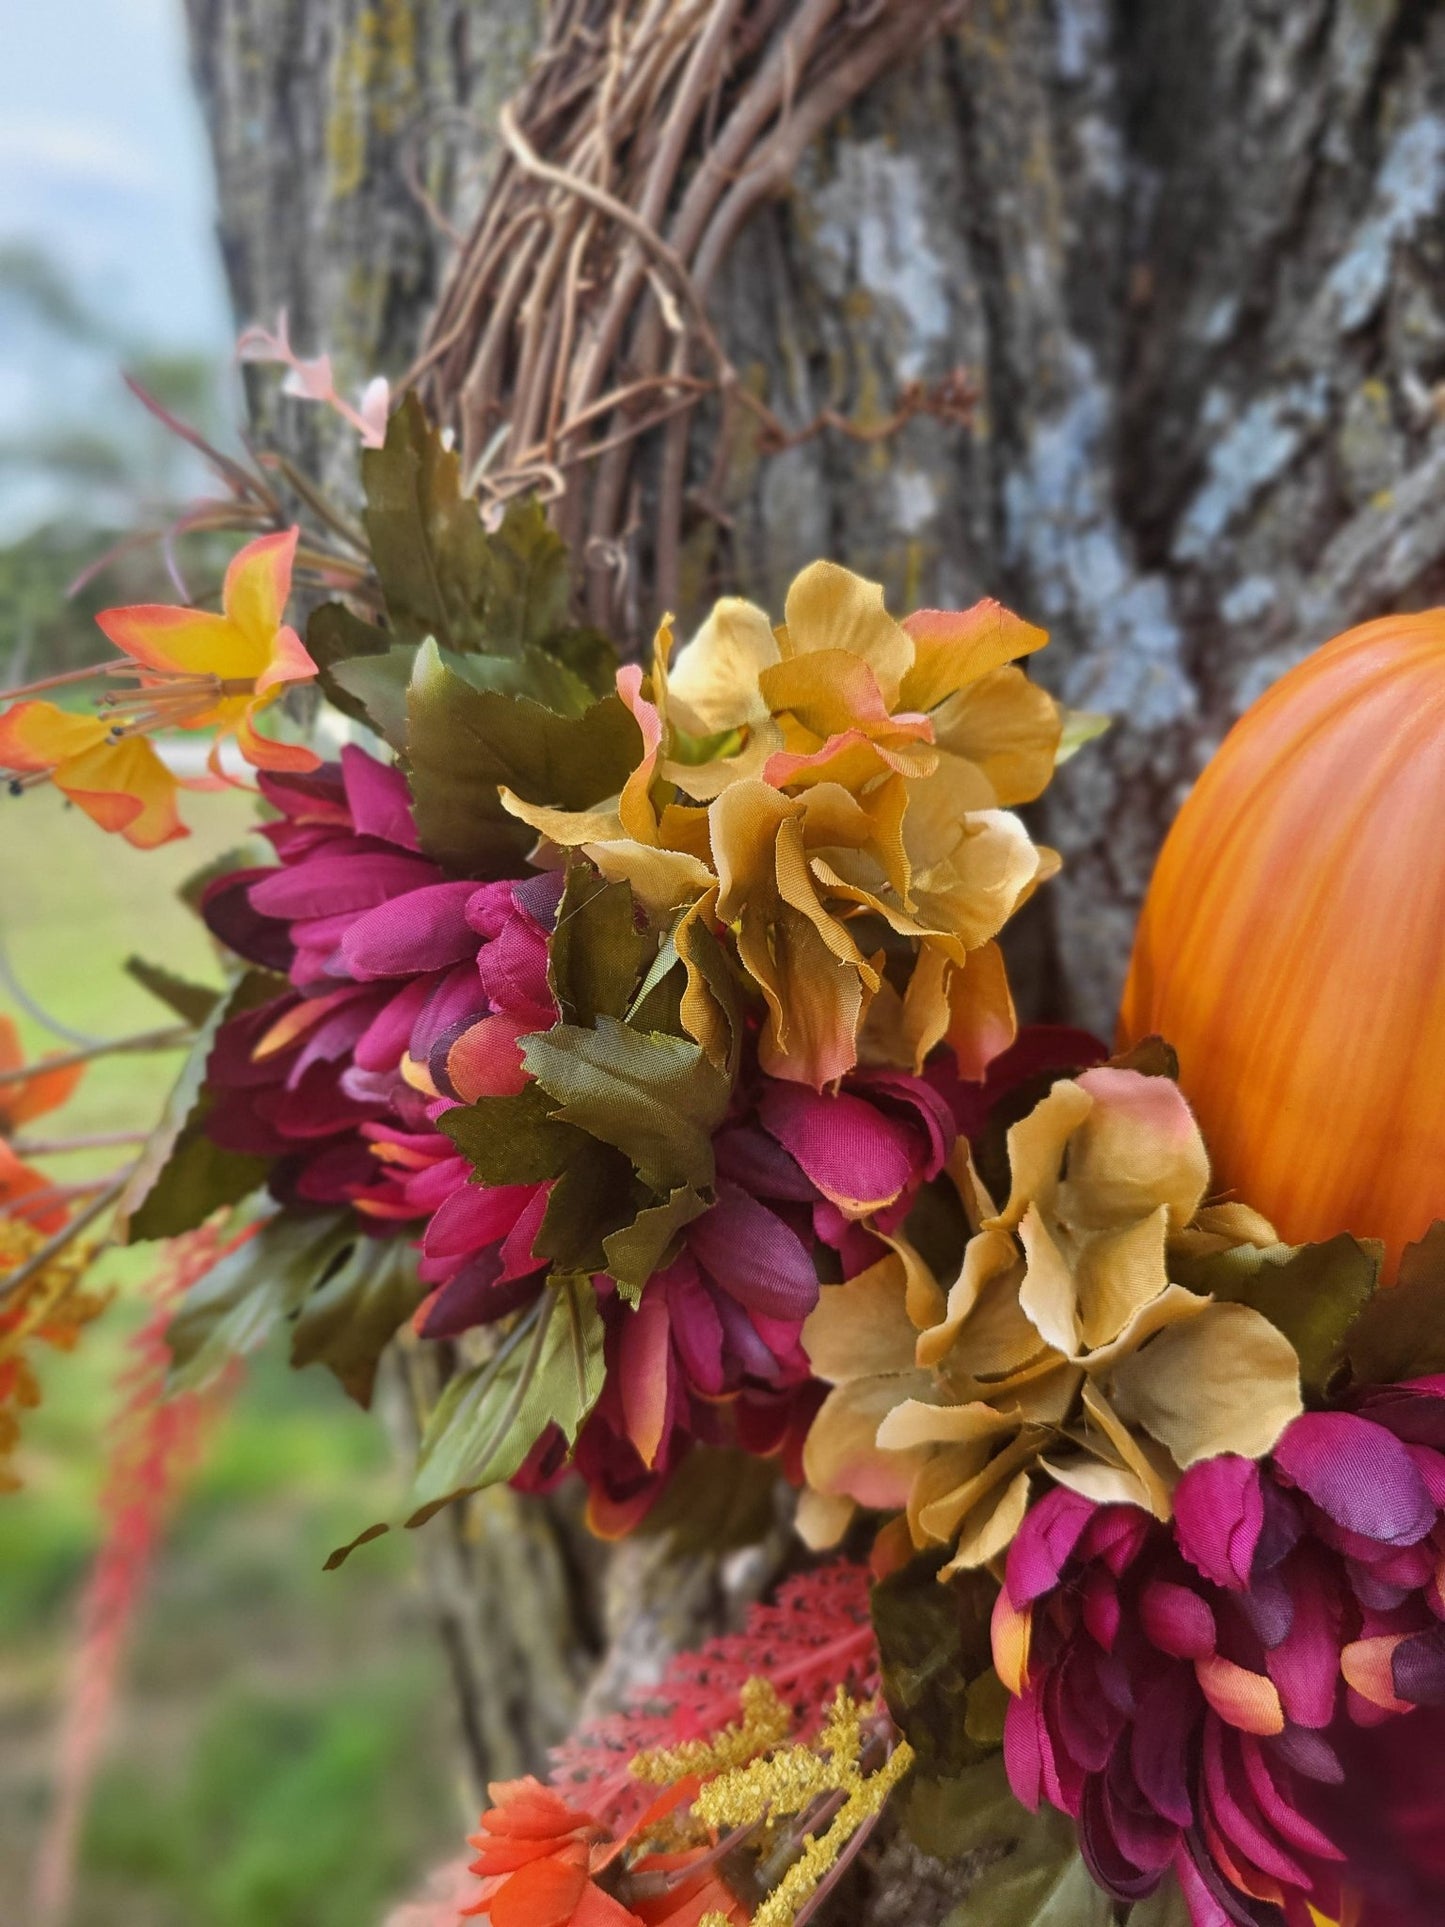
[{"left": 0, "top": 789, "right": 464, "bottom": 1925}]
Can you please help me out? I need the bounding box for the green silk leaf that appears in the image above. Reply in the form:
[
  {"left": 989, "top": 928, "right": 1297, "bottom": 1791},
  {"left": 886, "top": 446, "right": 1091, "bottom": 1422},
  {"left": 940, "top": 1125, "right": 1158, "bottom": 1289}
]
[
  {"left": 405, "top": 639, "right": 639, "bottom": 876},
  {"left": 165, "top": 1208, "right": 358, "bottom": 1392},
  {"left": 1344, "top": 1220, "right": 1445, "bottom": 1384},
  {"left": 548, "top": 866, "right": 651, "bottom": 1030},
  {"left": 121, "top": 970, "right": 281, "bottom": 1242},
  {"left": 603, "top": 1185, "right": 709, "bottom": 1305},
  {"left": 123, "top": 956, "right": 221, "bottom": 1027},
  {"left": 521, "top": 1016, "right": 729, "bottom": 1196},
  {"left": 1173, "top": 1233, "right": 1381, "bottom": 1404},
  {"left": 327, "top": 1281, "right": 607, "bottom": 1567},
  {"left": 438, "top": 1084, "right": 588, "bottom": 1185},
  {"left": 873, "top": 1555, "right": 1000, "bottom": 1787},
  {"left": 909, "top": 1758, "right": 1113, "bottom": 1925},
  {"left": 288, "top": 1238, "right": 426, "bottom": 1408}
]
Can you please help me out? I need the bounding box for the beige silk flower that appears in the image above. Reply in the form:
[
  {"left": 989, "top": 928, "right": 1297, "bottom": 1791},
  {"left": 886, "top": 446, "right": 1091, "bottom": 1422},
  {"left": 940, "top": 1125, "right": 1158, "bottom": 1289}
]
[
  {"left": 798, "top": 1067, "right": 1304, "bottom": 1574},
  {"left": 501, "top": 563, "right": 1066, "bottom": 1089}
]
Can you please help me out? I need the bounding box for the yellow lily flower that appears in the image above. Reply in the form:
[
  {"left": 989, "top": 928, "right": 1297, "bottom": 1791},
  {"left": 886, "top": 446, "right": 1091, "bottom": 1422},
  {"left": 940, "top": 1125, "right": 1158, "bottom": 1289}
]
[
  {"left": 95, "top": 527, "right": 319, "bottom": 774},
  {"left": 0, "top": 701, "right": 184, "bottom": 848}
]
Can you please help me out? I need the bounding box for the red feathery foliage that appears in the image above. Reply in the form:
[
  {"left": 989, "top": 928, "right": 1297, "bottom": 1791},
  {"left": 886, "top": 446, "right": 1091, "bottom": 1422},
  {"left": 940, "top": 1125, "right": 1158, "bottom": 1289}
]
[
  {"left": 551, "top": 1562, "right": 879, "bottom": 1829},
  {"left": 30, "top": 1226, "right": 236, "bottom": 1926}
]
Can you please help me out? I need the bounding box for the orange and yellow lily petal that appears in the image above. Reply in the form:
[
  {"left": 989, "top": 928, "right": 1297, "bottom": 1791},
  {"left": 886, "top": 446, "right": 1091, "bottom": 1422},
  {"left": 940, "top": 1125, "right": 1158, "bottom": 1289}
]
[
  {"left": 0, "top": 702, "right": 185, "bottom": 848},
  {"left": 95, "top": 528, "right": 319, "bottom": 773},
  {"left": 0, "top": 1017, "right": 85, "bottom": 1129}
]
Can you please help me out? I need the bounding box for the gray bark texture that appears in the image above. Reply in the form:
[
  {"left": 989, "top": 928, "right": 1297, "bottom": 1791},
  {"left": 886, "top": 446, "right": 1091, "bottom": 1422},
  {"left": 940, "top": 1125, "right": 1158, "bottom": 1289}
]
[{"left": 185, "top": 0, "right": 1445, "bottom": 1905}]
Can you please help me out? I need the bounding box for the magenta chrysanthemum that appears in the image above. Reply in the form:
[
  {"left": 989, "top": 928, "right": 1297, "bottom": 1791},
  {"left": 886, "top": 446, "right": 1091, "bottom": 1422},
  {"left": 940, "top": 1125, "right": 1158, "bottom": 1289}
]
[
  {"left": 196, "top": 746, "right": 991, "bottom": 1530},
  {"left": 993, "top": 1378, "right": 1445, "bottom": 1927}
]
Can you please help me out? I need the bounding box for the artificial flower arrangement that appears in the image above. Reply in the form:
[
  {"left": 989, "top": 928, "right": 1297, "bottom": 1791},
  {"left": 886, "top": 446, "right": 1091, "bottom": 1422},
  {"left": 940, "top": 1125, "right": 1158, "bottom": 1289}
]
[{"left": 4, "top": 382, "right": 1444, "bottom": 1927}]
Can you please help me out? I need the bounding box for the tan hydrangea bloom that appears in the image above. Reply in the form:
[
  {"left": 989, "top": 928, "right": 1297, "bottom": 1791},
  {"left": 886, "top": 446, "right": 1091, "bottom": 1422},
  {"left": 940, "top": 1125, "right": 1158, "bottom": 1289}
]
[
  {"left": 798, "top": 1067, "right": 1304, "bottom": 1573},
  {"left": 502, "top": 563, "right": 1066, "bottom": 1088}
]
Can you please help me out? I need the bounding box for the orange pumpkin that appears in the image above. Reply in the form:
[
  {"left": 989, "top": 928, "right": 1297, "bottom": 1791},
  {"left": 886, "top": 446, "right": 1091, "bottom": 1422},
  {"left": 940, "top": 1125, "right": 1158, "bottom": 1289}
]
[{"left": 1119, "top": 609, "right": 1445, "bottom": 1277}]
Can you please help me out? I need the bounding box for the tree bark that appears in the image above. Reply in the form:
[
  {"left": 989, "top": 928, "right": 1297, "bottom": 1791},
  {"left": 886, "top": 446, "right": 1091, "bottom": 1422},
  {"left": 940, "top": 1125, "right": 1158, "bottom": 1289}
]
[{"left": 186, "top": 0, "right": 1445, "bottom": 1894}]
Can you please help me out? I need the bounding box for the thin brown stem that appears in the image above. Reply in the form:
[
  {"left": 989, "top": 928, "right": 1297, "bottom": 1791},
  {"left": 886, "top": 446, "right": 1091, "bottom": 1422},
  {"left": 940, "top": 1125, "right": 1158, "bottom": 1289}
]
[{"left": 0, "top": 1026, "right": 193, "bottom": 1090}]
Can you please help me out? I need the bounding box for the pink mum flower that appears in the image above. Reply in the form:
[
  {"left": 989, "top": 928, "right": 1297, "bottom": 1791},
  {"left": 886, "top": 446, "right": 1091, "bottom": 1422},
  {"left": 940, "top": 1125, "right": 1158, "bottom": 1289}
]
[{"left": 994, "top": 1379, "right": 1445, "bottom": 1926}]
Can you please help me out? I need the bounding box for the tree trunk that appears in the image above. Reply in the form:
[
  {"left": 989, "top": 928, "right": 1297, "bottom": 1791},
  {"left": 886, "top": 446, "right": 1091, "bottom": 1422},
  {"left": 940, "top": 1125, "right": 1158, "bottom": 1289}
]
[{"left": 186, "top": 0, "right": 1445, "bottom": 1896}]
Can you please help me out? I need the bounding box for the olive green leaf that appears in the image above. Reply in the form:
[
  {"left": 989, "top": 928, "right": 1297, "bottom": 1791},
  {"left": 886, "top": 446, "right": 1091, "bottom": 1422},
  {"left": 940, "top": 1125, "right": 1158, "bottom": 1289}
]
[
  {"left": 548, "top": 866, "right": 651, "bottom": 1030},
  {"left": 327, "top": 640, "right": 414, "bottom": 749},
  {"left": 326, "top": 1279, "right": 607, "bottom": 1567},
  {"left": 123, "top": 956, "right": 221, "bottom": 1027},
  {"left": 603, "top": 1185, "right": 709, "bottom": 1306},
  {"left": 410, "top": 1279, "right": 605, "bottom": 1510},
  {"left": 535, "top": 1142, "right": 641, "bottom": 1275},
  {"left": 360, "top": 393, "right": 507, "bottom": 653},
  {"left": 121, "top": 970, "right": 282, "bottom": 1242},
  {"left": 405, "top": 640, "right": 640, "bottom": 876},
  {"left": 1344, "top": 1221, "right": 1445, "bottom": 1385},
  {"left": 1125, "top": 1879, "right": 1195, "bottom": 1926},
  {"left": 873, "top": 1554, "right": 1000, "bottom": 1787},
  {"left": 1173, "top": 1233, "right": 1381, "bottom": 1404},
  {"left": 166, "top": 1208, "right": 358, "bottom": 1391},
  {"left": 521, "top": 1017, "right": 729, "bottom": 1196},
  {"left": 306, "top": 600, "right": 394, "bottom": 729},
  {"left": 288, "top": 1237, "right": 426, "bottom": 1408},
  {"left": 910, "top": 1758, "right": 1113, "bottom": 1927},
  {"left": 638, "top": 1446, "right": 781, "bottom": 1556},
  {"left": 438, "top": 1084, "right": 588, "bottom": 1185}
]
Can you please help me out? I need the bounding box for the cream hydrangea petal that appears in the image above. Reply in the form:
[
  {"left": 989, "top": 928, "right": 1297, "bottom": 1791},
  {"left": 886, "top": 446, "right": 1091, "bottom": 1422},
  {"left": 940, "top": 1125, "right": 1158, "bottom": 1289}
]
[
  {"left": 1067, "top": 1066, "right": 1211, "bottom": 1230},
  {"left": 777, "top": 560, "right": 913, "bottom": 705},
  {"left": 915, "top": 1225, "right": 1021, "bottom": 1366},
  {"left": 911, "top": 1432, "right": 1026, "bottom": 1543},
  {"left": 876, "top": 1396, "right": 1020, "bottom": 1454},
  {"left": 990, "top": 1079, "right": 1094, "bottom": 1231},
  {"left": 1107, "top": 1300, "right": 1303, "bottom": 1466},
  {"left": 1073, "top": 1205, "right": 1171, "bottom": 1351},
  {"left": 899, "top": 599, "right": 1047, "bottom": 712},
  {"left": 1073, "top": 1381, "right": 1176, "bottom": 1518},
  {"left": 499, "top": 788, "right": 624, "bottom": 848},
  {"left": 802, "top": 1378, "right": 926, "bottom": 1512},
  {"left": 909, "top": 810, "right": 1052, "bottom": 954},
  {"left": 667, "top": 595, "right": 777, "bottom": 733},
  {"left": 794, "top": 1487, "right": 857, "bottom": 1551},
  {"left": 941, "top": 938, "right": 1018, "bottom": 1082},
  {"left": 584, "top": 840, "right": 716, "bottom": 918},
  {"left": 1041, "top": 1451, "right": 1159, "bottom": 1514},
  {"left": 1083, "top": 1280, "right": 1212, "bottom": 1373},
  {"left": 1018, "top": 1203, "right": 1082, "bottom": 1355},
  {"left": 930, "top": 666, "right": 1062, "bottom": 808},
  {"left": 938, "top": 1466, "right": 1035, "bottom": 1575},
  {"left": 802, "top": 1256, "right": 919, "bottom": 1384}
]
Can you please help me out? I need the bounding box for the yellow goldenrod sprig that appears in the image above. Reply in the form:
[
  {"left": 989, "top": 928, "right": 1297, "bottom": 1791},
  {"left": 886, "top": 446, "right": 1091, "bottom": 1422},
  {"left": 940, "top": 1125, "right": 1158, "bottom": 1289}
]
[
  {"left": 631, "top": 1676, "right": 792, "bottom": 1787},
  {"left": 694, "top": 1690, "right": 915, "bottom": 1927}
]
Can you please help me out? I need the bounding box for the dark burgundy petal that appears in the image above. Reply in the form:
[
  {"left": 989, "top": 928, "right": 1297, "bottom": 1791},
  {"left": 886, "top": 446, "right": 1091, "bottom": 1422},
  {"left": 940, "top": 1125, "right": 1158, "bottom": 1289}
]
[
  {"left": 714, "top": 1123, "right": 817, "bottom": 1203},
  {"left": 201, "top": 867, "right": 295, "bottom": 970},
  {"left": 418, "top": 1252, "right": 539, "bottom": 1338},
  {"left": 1392, "top": 1624, "right": 1445, "bottom": 1707},
  {"left": 1130, "top": 1667, "right": 1198, "bottom": 1826},
  {"left": 1273, "top": 1413, "right": 1436, "bottom": 1547},
  {"left": 687, "top": 1182, "right": 819, "bottom": 1322}
]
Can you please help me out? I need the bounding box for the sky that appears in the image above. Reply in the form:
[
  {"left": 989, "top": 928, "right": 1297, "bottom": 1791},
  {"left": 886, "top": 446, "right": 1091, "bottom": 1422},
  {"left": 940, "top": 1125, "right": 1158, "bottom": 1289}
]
[{"left": 0, "top": 0, "right": 233, "bottom": 534}]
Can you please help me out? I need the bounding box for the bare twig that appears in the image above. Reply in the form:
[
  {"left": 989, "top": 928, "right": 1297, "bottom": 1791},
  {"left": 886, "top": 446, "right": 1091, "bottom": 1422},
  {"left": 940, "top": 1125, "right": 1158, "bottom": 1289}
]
[{"left": 416, "top": 0, "right": 965, "bottom": 642}]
